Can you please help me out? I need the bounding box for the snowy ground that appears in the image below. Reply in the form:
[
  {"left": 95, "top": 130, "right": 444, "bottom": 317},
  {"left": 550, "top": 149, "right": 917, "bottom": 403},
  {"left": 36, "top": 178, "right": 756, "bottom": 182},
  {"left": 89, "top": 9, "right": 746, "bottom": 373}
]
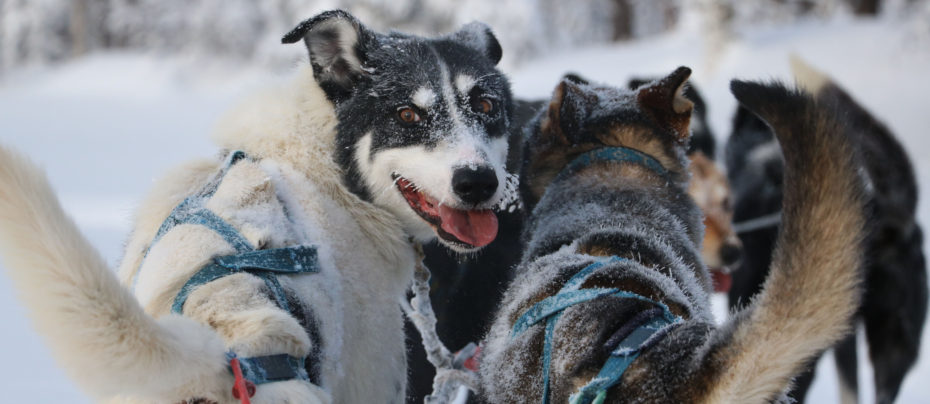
[{"left": 0, "top": 14, "right": 928, "bottom": 403}]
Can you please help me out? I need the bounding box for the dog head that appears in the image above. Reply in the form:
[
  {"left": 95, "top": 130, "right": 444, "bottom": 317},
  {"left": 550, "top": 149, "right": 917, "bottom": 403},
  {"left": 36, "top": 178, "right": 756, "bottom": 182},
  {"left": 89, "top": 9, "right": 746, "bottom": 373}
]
[
  {"left": 283, "top": 11, "right": 513, "bottom": 252},
  {"left": 726, "top": 105, "right": 785, "bottom": 225},
  {"left": 688, "top": 151, "right": 742, "bottom": 292},
  {"left": 520, "top": 67, "right": 694, "bottom": 211}
]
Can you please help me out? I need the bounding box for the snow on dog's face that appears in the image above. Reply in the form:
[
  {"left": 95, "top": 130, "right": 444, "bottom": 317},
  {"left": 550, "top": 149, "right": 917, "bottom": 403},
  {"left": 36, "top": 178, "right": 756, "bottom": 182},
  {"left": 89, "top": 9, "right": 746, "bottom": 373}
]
[{"left": 284, "top": 11, "right": 513, "bottom": 252}]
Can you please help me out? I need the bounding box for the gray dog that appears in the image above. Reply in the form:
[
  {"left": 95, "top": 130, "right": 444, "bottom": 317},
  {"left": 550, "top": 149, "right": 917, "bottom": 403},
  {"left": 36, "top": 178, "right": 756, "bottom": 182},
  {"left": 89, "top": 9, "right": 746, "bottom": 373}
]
[{"left": 479, "top": 68, "right": 867, "bottom": 403}]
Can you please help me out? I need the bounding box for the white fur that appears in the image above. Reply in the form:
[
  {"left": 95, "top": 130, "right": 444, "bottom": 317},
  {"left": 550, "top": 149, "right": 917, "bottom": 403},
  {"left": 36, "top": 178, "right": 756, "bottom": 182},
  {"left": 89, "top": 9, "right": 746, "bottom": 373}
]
[
  {"left": 455, "top": 74, "right": 476, "bottom": 95},
  {"left": 351, "top": 61, "right": 509, "bottom": 248},
  {"left": 0, "top": 66, "right": 416, "bottom": 403},
  {"left": 412, "top": 86, "right": 437, "bottom": 110},
  {"left": 790, "top": 54, "right": 830, "bottom": 95},
  {"left": 355, "top": 130, "right": 509, "bottom": 243},
  {"left": 307, "top": 18, "right": 367, "bottom": 81}
]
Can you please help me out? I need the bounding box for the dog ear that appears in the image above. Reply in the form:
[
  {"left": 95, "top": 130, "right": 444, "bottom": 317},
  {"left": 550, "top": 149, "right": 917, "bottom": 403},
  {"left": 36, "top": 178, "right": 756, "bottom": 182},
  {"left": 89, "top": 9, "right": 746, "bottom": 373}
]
[
  {"left": 541, "top": 78, "right": 596, "bottom": 146},
  {"left": 627, "top": 77, "right": 653, "bottom": 91},
  {"left": 282, "top": 10, "right": 375, "bottom": 103},
  {"left": 562, "top": 72, "right": 590, "bottom": 86},
  {"left": 447, "top": 22, "right": 503, "bottom": 65},
  {"left": 635, "top": 66, "right": 693, "bottom": 141}
]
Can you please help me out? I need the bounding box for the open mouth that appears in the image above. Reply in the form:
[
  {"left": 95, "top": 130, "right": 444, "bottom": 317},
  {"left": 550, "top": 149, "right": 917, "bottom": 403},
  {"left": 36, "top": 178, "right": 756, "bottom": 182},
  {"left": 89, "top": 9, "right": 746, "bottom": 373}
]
[
  {"left": 709, "top": 267, "right": 733, "bottom": 293},
  {"left": 394, "top": 176, "right": 499, "bottom": 249}
]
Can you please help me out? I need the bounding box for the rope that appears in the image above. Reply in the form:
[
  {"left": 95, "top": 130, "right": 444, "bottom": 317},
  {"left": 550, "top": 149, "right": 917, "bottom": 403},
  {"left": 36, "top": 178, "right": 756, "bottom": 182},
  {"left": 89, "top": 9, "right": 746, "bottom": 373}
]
[
  {"left": 401, "top": 241, "right": 478, "bottom": 404},
  {"left": 733, "top": 211, "right": 782, "bottom": 234}
]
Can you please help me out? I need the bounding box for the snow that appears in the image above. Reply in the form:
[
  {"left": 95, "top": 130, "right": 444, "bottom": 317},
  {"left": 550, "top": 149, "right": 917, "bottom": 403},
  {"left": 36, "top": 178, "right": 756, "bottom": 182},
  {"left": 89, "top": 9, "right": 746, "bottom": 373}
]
[{"left": 1, "top": 11, "right": 929, "bottom": 403}]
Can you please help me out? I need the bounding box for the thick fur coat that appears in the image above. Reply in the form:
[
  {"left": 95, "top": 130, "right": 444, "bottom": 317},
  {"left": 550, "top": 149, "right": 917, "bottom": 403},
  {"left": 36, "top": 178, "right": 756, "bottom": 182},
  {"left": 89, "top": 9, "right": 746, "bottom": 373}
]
[
  {"left": 0, "top": 63, "right": 413, "bottom": 404},
  {"left": 479, "top": 68, "right": 868, "bottom": 403},
  {"left": 0, "top": 10, "right": 512, "bottom": 404},
  {"left": 725, "top": 58, "right": 928, "bottom": 404}
]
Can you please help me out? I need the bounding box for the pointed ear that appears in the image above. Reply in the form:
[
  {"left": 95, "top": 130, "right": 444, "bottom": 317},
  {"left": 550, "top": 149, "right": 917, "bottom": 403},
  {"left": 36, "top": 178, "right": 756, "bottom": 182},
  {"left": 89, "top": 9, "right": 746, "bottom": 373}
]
[
  {"left": 636, "top": 66, "right": 694, "bottom": 141},
  {"left": 627, "top": 77, "right": 652, "bottom": 90},
  {"left": 282, "top": 10, "right": 374, "bottom": 103},
  {"left": 562, "top": 72, "right": 590, "bottom": 86},
  {"left": 447, "top": 21, "right": 503, "bottom": 65},
  {"left": 541, "top": 79, "right": 596, "bottom": 146}
]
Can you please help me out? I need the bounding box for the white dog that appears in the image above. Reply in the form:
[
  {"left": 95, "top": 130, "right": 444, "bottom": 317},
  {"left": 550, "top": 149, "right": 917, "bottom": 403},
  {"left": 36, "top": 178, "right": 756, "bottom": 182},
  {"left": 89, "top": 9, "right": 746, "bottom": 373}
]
[{"left": 0, "top": 10, "right": 512, "bottom": 403}]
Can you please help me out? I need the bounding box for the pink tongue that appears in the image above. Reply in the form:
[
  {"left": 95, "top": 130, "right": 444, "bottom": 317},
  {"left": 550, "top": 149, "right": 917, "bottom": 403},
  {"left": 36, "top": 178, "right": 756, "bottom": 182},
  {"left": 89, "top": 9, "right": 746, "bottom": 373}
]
[
  {"left": 712, "top": 270, "right": 733, "bottom": 293},
  {"left": 438, "top": 205, "right": 499, "bottom": 248}
]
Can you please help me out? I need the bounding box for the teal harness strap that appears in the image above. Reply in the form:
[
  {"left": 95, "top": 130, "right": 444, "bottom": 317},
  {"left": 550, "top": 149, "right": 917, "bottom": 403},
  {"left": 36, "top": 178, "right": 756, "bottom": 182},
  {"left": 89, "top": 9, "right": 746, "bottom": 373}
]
[
  {"left": 159, "top": 201, "right": 255, "bottom": 253},
  {"left": 511, "top": 257, "right": 623, "bottom": 404},
  {"left": 170, "top": 246, "right": 320, "bottom": 315},
  {"left": 512, "top": 288, "right": 619, "bottom": 336},
  {"left": 569, "top": 309, "right": 678, "bottom": 404},
  {"left": 557, "top": 147, "right": 671, "bottom": 182},
  {"left": 510, "top": 256, "right": 681, "bottom": 404},
  {"left": 227, "top": 352, "right": 310, "bottom": 384},
  {"left": 135, "top": 150, "right": 320, "bottom": 387},
  {"left": 132, "top": 151, "right": 252, "bottom": 291}
]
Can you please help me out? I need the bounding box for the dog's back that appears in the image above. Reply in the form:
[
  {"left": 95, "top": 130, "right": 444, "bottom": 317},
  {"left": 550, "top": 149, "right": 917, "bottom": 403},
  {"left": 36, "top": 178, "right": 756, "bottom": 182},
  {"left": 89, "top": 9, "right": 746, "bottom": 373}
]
[{"left": 480, "top": 70, "right": 868, "bottom": 403}]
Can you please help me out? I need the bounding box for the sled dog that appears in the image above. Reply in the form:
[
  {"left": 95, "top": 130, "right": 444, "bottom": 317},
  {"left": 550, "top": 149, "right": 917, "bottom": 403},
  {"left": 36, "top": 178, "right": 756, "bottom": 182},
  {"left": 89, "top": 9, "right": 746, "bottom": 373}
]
[
  {"left": 0, "top": 9, "right": 512, "bottom": 404},
  {"left": 725, "top": 58, "right": 927, "bottom": 404},
  {"left": 479, "top": 68, "right": 866, "bottom": 403},
  {"left": 688, "top": 151, "right": 742, "bottom": 293}
]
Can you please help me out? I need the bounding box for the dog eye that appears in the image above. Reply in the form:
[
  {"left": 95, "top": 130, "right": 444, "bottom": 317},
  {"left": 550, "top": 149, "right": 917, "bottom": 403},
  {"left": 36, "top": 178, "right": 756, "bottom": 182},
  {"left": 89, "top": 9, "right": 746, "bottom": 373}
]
[
  {"left": 473, "top": 98, "right": 494, "bottom": 114},
  {"left": 397, "top": 107, "right": 421, "bottom": 124}
]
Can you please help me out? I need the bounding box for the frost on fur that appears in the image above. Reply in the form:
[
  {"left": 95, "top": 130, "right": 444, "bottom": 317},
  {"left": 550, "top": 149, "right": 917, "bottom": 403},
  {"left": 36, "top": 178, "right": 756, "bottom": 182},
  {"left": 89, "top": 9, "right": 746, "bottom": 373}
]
[{"left": 481, "top": 74, "right": 866, "bottom": 403}]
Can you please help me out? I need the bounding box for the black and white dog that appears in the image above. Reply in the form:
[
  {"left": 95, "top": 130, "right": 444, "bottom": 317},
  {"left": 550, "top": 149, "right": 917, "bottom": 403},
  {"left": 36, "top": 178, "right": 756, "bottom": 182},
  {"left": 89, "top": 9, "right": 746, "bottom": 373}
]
[
  {"left": 0, "top": 10, "right": 513, "bottom": 404},
  {"left": 725, "top": 58, "right": 928, "bottom": 404},
  {"left": 409, "top": 97, "right": 541, "bottom": 402}
]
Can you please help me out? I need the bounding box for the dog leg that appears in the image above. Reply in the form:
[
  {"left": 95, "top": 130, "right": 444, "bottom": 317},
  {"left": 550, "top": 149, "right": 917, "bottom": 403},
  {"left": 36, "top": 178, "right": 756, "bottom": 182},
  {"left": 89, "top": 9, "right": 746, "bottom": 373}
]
[
  {"left": 862, "top": 226, "right": 927, "bottom": 404},
  {"left": 834, "top": 332, "right": 859, "bottom": 404}
]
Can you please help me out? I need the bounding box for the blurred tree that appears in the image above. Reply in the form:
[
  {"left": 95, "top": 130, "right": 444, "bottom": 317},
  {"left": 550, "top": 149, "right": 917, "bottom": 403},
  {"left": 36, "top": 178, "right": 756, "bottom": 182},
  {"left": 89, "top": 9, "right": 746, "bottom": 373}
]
[
  {"left": 612, "top": 0, "right": 633, "bottom": 40},
  {"left": 1, "top": 0, "right": 72, "bottom": 70},
  {"left": 850, "top": 0, "right": 882, "bottom": 14}
]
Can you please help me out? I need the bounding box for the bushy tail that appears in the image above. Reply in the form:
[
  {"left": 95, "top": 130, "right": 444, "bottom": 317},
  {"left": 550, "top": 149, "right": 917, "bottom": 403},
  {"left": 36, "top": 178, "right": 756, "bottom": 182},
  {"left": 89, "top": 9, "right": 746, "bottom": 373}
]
[
  {"left": 702, "top": 81, "right": 867, "bottom": 403},
  {"left": 0, "top": 145, "right": 230, "bottom": 401}
]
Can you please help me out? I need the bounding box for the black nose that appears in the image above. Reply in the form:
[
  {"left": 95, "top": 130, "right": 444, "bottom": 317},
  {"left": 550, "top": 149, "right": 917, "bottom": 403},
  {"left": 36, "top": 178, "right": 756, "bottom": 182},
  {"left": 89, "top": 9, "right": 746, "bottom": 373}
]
[
  {"left": 721, "top": 243, "right": 743, "bottom": 266},
  {"left": 452, "top": 166, "right": 498, "bottom": 205}
]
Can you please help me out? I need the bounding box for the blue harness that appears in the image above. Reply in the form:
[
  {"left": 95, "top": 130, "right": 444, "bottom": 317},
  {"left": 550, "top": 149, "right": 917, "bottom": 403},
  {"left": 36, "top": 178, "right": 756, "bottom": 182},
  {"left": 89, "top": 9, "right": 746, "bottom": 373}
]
[
  {"left": 555, "top": 146, "right": 671, "bottom": 183},
  {"left": 512, "top": 147, "right": 680, "bottom": 403},
  {"left": 135, "top": 150, "right": 320, "bottom": 385},
  {"left": 511, "top": 257, "right": 680, "bottom": 404}
]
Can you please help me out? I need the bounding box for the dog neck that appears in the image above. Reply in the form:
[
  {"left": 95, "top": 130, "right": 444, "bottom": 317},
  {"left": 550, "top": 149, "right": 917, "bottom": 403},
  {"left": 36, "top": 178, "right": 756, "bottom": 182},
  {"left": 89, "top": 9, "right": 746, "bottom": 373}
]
[
  {"left": 522, "top": 150, "right": 704, "bottom": 271},
  {"left": 210, "top": 66, "right": 413, "bottom": 268},
  {"left": 555, "top": 146, "right": 672, "bottom": 185}
]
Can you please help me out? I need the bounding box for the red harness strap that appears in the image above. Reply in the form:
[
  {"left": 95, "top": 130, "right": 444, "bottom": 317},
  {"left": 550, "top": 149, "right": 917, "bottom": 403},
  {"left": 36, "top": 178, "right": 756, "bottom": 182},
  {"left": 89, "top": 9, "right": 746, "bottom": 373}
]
[
  {"left": 453, "top": 343, "right": 482, "bottom": 372},
  {"left": 230, "top": 357, "right": 256, "bottom": 404}
]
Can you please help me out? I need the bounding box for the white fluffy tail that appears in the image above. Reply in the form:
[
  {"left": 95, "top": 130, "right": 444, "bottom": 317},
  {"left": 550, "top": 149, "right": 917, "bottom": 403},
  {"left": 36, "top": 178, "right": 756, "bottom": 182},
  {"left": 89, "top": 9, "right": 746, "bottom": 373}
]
[{"left": 0, "top": 145, "right": 230, "bottom": 401}]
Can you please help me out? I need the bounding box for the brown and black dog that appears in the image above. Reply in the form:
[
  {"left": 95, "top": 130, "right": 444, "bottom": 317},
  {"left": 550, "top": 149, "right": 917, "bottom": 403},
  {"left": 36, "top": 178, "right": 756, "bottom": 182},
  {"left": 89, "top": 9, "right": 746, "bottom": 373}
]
[
  {"left": 479, "top": 68, "right": 867, "bottom": 403},
  {"left": 688, "top": 151, "right": 742, "bottom": 292},
  {"left": 725, "top": 59, "right": 928, "bottom": 404},
  {"left": 630, "top": 77, "right": 743, "bottom": 293}
]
